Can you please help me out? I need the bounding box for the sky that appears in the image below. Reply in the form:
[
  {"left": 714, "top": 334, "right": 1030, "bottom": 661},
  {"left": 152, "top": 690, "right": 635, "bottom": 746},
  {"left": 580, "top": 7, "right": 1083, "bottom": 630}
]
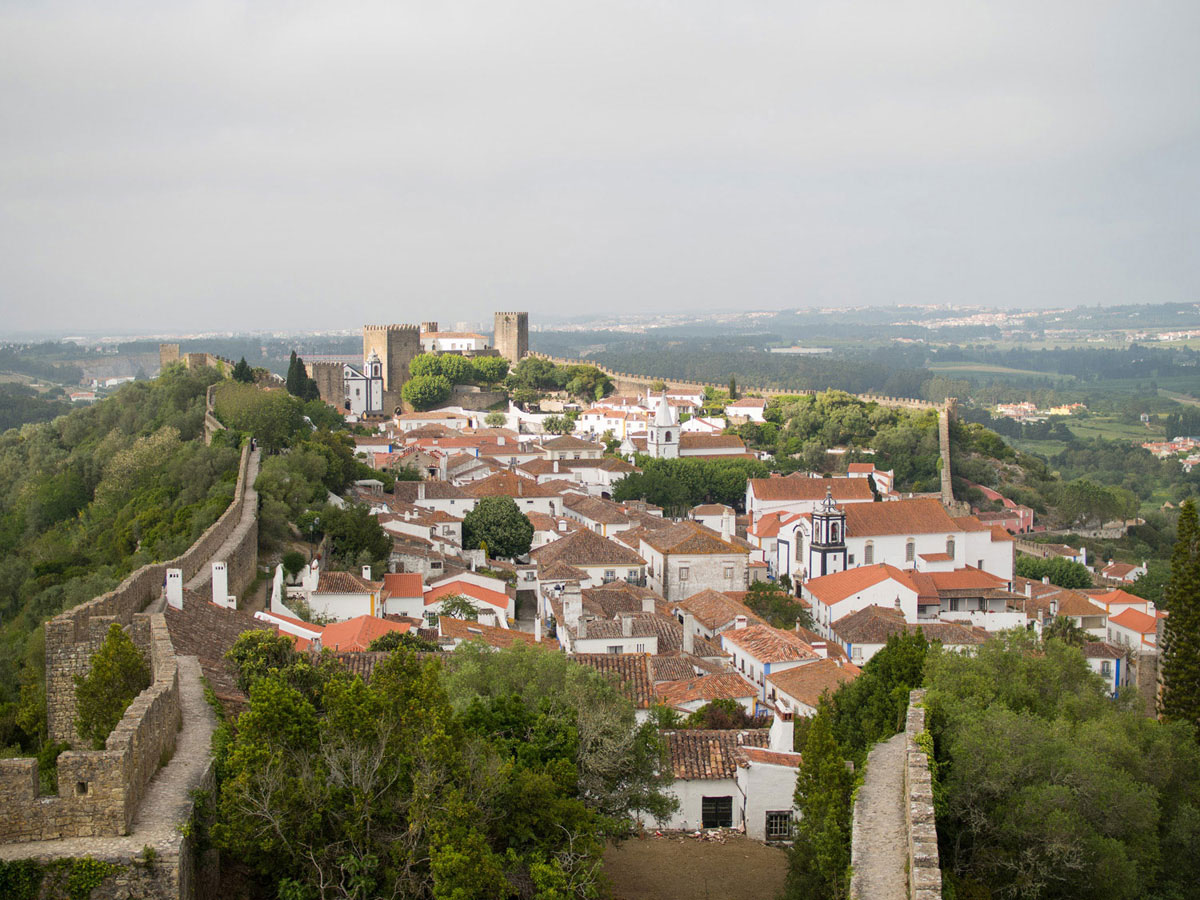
[{"left": 1, "top": 0, "right": 1198, "bottom": 334}]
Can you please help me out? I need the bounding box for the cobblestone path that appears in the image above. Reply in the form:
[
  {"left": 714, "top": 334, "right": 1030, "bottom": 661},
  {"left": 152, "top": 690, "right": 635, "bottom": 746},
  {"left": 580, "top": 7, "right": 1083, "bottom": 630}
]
[
  {"left": 0, "top": 655, "right": 216, "bottom": 862},
  {"left": 849, "top": 732, "right": 908, "bottom": 899}
]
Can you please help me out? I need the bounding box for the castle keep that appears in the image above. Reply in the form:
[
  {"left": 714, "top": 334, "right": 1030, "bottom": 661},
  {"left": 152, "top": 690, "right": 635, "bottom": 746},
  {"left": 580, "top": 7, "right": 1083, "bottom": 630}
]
[
  {"left": 363, "top": 323, "right": 421, "bottom": 414},
  {"left": 494, "top": 311, "right": 529, "bottom": 365}
]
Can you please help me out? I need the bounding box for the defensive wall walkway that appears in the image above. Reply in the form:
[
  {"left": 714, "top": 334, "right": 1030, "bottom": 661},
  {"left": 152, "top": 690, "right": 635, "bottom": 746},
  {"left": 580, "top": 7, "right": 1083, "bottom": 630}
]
[{"left": 0, "top": 444, "right": 261, "bottom": 899}]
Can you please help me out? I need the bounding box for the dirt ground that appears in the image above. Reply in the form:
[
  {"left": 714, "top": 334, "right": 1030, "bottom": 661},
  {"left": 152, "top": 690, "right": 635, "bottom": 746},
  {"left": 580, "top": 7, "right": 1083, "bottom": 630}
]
[{"left": 604, "top": 833, "right": 789, "bottom": 900}]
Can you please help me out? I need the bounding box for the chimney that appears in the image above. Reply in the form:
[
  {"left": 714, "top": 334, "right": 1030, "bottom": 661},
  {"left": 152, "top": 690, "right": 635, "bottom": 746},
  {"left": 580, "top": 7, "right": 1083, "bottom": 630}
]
[
  {"left": 564, "top": 584, "right": 583, "bottom": 629},
  {"left": 534, "top": 616, "right": 542, "bottom": 642},
  {"left": 642, "top": 594, "right": 656, "bottom": 613},
  {"left": 1050, "top": 598, "right": 1058, "bottom": 619},
  {"left": 362, "top": 565, "right": 372, "bottom": 581},
  {"left": 1025, "top": 582, "right": 1032, "bottom": 598},
  {"left": 682, "top": 613, "right": 696, "bottom": 654},
  {"left": 734, "top": 614, "right": 748, "bottom": 630},
  {"left": 1042, "top": 576, "right": 1050, "bottom": 584},
  {"left": 166, "top": 569, "right": 183, "bottom": 610},
  {"left": 558, "top": 520, "right": 567, "bottom": 533},
  {"left": 721, "top": 513, "right": 732, "bottom": 543},
  {"left": 211, "top": 561, "right": 231, "bottom": 608},
  {"left": 578, "top": 617, "right": 589, "bottom": 638},
  {"left": 418, "top": 482, "right": 426, "bottom": 501},
  {"left": 769, "top": 708, "right": 794, "bottom": 753},
  {"left": 553, "top": 459, "right": 560, "bottom": 473},
  {"left": 622, "top": 616, "right": 633, "bottom": 637}
]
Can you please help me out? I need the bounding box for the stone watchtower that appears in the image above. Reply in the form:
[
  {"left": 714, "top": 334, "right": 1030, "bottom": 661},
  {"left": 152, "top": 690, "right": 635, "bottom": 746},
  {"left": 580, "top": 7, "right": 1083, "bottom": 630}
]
[
  {"left": 362, "top": 324, "right": 421, "bottom": 414},
  {"left": 493, "top": 311, "right": 529, "bottom": 365}
]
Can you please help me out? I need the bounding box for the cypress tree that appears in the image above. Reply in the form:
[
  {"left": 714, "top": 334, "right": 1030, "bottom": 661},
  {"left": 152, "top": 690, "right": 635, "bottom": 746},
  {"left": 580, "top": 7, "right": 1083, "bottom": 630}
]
[
  {"left": 285, "top": 350, "right": 301, "bottom": 396},
  {"left": 1160, "top": 499, "right": 1200, "bottom": 731},
  {"left": 232, "top": 357, "right": 254, "bottom": 383}
]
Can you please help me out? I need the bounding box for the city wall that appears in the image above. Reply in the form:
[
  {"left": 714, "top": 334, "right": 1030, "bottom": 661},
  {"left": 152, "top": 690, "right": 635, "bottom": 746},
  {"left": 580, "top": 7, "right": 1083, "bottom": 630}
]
[
  {"left": 44, "top": 441, "right": 254, "bottom": 749},
  {"left": 0, "top": 617, "right": 181, "bottom": 843},
  {"left": 904, "top": 690, "right": 942, "bottom": 900}
]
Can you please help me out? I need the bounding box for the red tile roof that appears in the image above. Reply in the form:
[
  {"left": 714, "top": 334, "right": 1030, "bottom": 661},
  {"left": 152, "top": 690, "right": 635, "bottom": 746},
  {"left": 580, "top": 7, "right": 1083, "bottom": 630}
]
[
  {"left": 571, "top": 653, "right": 653, "bottom": 708},
  {"left": 748, "top": 477, "right": 874, "bottom": 503},
  {"left": 655, "top": 672, "right": 757, "bottom": 707},
  {"left": 438, "top": 616, "right": 559, "bottom": 650},
  {"left": 382, "top": 572, "right": 423, "bottom": 598},
  {"left": 843, "top": 497, "right": 958, "bottom": 537},
  {"left": 664, "top": 729, "right": 770, "bottom": 779},
  {"left": 738, "top": 746, "right": 802, "bottom": 768},
  {"left": 722, "top": 624, "right": 819, "bottom": 663},
  {"left": 425, "top": 580, "right": 510, "bottom": 609},
  {"left": 320, "top": 616, "right": 411, "bottom": 652},
  {"left": 1109, "top": 608, "right": 1158, "bottom": 634},
  {"left": 640, "top": 520, "right": 747, "bottom": 556},
  {"left": 805, "top": 565, "right": 911, "bottom": 606},
  {"left": 766, "top": 658, "right": 861, "bottom": 708},
  {"left": 315, "top": 571, "right": 381, "bottom": 594}
]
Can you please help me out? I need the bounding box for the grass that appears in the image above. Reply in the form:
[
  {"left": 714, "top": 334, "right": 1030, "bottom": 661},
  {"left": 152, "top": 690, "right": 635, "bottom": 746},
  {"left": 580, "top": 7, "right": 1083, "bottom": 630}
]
[
  {"left": 1066, "top": 418, "right": 1159, "bottom": 443},
  {"left": 928, "top": 362, "right": 1061, "bottom": 378},
  {"left": 1007, "top": 438, "right": 1070, "bottom": 459}
]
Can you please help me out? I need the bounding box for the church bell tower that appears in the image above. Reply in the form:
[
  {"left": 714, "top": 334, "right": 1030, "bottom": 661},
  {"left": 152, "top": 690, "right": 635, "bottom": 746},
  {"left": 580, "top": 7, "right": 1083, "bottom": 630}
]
[{"left": 808, "top": 488, "right": 848, "bottom": 577}]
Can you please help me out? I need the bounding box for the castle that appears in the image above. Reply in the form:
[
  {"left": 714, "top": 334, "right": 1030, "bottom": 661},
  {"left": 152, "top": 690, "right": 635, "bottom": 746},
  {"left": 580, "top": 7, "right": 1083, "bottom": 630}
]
[{"left": 307, "top": 312, "right": 529, "bottom": 417}]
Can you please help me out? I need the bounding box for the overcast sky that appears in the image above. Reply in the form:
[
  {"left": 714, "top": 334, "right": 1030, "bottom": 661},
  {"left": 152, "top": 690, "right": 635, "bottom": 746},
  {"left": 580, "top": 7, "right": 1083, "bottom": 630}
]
[{"left": 1, "top": 0, "right": 1197, "bottom": 334}]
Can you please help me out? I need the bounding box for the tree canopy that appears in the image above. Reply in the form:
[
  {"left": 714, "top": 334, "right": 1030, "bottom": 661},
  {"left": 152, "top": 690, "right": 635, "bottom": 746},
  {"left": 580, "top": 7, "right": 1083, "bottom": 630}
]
[
  {"left": 74, "top": 623, "right": 151, "bottom": 750},
  {"left": 1160, "top": 499, "right": 1200, "bottom": 731},
  {"left": 1014, "top": 555, "right": 1094, "bottom": 589},
  {"left": 463, "top": 496, "right": 534, "bottom": 560}
]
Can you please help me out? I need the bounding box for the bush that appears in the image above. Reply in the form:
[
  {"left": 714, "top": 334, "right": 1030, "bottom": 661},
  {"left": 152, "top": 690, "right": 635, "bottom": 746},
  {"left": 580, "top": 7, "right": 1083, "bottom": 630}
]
[
  {"left": 74, "top": 624, "right": 151, "bottom": 749},
  {"left": 401, "top": 375, "right": 452, "bottom": 411}
]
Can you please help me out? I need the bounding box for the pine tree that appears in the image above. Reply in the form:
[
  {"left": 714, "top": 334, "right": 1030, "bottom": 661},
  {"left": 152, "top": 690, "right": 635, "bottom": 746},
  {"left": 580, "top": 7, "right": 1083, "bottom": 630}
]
[{"left": 1160, "top": 499, "right": 1200, "bottom": 731}]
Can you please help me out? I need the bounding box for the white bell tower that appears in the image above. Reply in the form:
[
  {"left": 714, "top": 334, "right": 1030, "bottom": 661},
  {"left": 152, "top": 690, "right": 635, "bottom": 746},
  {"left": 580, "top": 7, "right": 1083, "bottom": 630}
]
[{"left": 646, "top": 393, "right": 679, "bottom": 459}]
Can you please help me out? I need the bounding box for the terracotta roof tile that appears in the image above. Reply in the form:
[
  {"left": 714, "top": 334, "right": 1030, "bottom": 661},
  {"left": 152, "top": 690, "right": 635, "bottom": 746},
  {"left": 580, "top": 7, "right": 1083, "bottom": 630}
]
[
  {"left": 843, "top": 497, "right": 958, "bottom": 537},
  {"left": 675, "top": 589, "right": 766, "bottom": 632},
  {"left": 738, "top": 747, "right": 802, "bottom": 768},
  {"left": 438, "top": 616, "right": 559, "bottom": 650},
  {"left": 529, "top": 529, "right": 647, "bottom": 567},
  {"left": 571, "top": 653, "right": 653, "bottom": 708},
  {"left": 655, "top": 672, "right": 757, "bottom": 707},
  {"left": 664, "top": 729, "right": 770, "bottom": 779},
  {"left": 766, "top": 658, "right": 861, "bottom": 709},
  {"left": 749, "top": 476, "right": 874, "bottom": 503},
  {"left": 640, "top": 521, "right": 748, "bottom": 556},
  {"left": 721, "top": 624, "right": 818, "bottom": 663}
]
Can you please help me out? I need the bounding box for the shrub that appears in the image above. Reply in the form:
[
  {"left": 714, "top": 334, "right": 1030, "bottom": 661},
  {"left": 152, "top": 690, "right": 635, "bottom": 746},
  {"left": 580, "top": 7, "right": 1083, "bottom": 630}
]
[{"left": 74, "top": 623, "right": 151, "bottom": 750}]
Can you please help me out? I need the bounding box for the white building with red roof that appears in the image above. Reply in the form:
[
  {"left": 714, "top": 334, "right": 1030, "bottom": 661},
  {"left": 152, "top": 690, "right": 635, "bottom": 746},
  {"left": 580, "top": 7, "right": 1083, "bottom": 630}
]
[
  {"left": 1107, "top": 607, "right": 1162, "bottom": 650},
  {"left": 719, "top": 622, "right": 821, "bottom": 707}
]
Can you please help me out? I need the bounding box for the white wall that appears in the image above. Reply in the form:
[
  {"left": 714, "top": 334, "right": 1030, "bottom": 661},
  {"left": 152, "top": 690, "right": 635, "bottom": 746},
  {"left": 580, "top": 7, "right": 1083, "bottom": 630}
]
[
  {"left": 308, "top": 591, "right": 378, "bottom": 621},
  {"left": 656, "top": 778, "right": 739, "bottom": 831},
  {"left": 737, "top": 762, "right": 800, "bottom": 842}
]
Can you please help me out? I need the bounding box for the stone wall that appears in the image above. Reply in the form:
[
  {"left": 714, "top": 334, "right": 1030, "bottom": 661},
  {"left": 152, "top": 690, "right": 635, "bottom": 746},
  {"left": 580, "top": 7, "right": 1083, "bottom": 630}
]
[
  {"left": 308, "top": 361, "right": 344, "bottom": 407},
  {"left": 450, "top": 385, "right": 508, "bottom": 411},
  {"left": 904, "top": 689, "right": 941, "bottom": 900},
  {"left": 45, "top": 441, "right": 254, "bottom": 746},
  {"left": 0, "top": 616, "right": 181, "bottom": 843},
  {"left": 494, "top": 311, "right": 529, "bottom": 364}
]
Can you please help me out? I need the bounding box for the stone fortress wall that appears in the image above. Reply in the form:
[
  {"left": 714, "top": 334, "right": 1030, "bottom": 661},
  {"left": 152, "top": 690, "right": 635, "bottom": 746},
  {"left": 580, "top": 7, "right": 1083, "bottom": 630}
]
[
  {"left": 0, "top": 441, "right": 257, "bottom": 845},
  {"left": 903, "top": 690, "right": 942, "bottom": 900}
]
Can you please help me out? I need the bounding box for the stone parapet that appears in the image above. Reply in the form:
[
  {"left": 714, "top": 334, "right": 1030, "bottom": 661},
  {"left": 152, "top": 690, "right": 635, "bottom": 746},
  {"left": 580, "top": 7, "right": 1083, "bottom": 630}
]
[
  {"left": 905, "top": 689, "right": 941, "bottom": 900},
  {"left": 0, "top": 616, "right": 181, "bottom": 843}
]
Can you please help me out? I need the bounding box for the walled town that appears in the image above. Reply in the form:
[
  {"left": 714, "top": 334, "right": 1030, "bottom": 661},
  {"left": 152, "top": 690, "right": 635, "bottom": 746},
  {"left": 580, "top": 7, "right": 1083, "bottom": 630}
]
[{"left": 0, "top": 310, "right": 1196, "bottom": 900}]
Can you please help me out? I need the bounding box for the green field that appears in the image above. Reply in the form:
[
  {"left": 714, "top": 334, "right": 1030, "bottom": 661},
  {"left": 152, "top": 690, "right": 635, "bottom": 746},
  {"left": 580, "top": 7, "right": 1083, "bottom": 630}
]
[
  {"left": 928, "top": 361, "right": 1061, "bottom": 378},
  {"left": 1066, "top": 417, "right": 1160, "bottom": 443},
  {"left": 1008, "top": 438, "right": 1070, "bottom": 459}
]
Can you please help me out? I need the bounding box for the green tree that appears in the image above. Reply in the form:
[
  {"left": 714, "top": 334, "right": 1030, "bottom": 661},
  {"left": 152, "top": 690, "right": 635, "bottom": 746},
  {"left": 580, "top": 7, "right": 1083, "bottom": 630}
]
[
  {"left": 213, "top": 382, "right": 305, "bottom": 452},
  {"left": 401, "top": 374, "right": 452, "bottom": 411},
  {"left": 1043, "top": 615, "right": 1088, "bottom": 647},
  {"left": 320, "top": 504, "right": 392, "bottom": 570},
  {"left": 74, "top": 623, "right": 151, "bottom": 749},
  {"left": 408, "top": 353, "right": 443, "bottom": 378},
  {"left": 1015, "top": 554, "right": 1094, "bottom": 589},
  {"left": 472, "top": 356, "right": 509, "bottom": 385},
  {"left": 281, "top": 551, "right": 307, "bottom": 580},
  {"left": 463, "top": 496, "right": 534, "bottom": 559},
  {"left": 542, "top": 415, "right": 571, "bottom": 435},
  {"left": 783, "top": 707, "right": 854, "bottom": 900},
  {"left": 683, "top": 698, "right": 758, "bottom": 729},
  {"left": 367, "top": 630, "right": 440, "bottom": 653},
  {"left": 231, "top": 356, "right": 254, "bottom": 383},
  {"left": 483, "top": 411, "right": 507, "bottom": 428},
  {"left": 438, "top": 594, "right": 479, "bottom": 621},
  {"left": 828, "top": 630, "right": 928, "bottom": 757},
  {"left": 437, "top": 353, "right": 474, "bottom": 385},
  {"left": 1160, "top": 499, "right": 1200, "bottom": 730},
  {"left": 728, "top": 375, "right": 737, "bottom": 400},
  {"left": 743, "top": 581, "right": 814, "bottom": 630}
]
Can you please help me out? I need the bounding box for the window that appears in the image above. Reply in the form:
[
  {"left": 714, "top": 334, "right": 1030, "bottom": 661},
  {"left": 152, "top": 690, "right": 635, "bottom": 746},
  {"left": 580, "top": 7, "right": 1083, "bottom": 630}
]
[
  {"left": 607, "top": 645, "right": 622, "bottom": 655},
  {"left": 766, "top": 811, "right": 793, "bottom": 841},
  {"left": 851, "top": 646, "right": 863, "bottom": 661},
  {"left": 636, "top": 643, "right": 646, "bottom": 653},
  {"left": 977, "top": 559, "right": 983, "bottom": 570},
  {"left": 604, "top": 569, "right": 616, "bottom": 581},
  {"left": 665, "top": 431, "right": 672, "bottom": 442},
  {"left": 946, "top": 537, "right": 955, "bottom": 558},
  {"left": 724, "top": 566, "right": 734, "bottom": 581},
  {"left": 905, "top": 539, "right": 915, "bottom": 563},
  {"left": 1101, "top": 661, "right": 1112, "bottom": 676},
  {"left": 679, "top": 567, "right": 689, "bottom": 581},
  {"left": 702, "top": 796, "right": 733, "bottom": 828},
  {"left": 847, "top": 554, "right": 855, "bottom": 565},
  {"left": 795, "top": 537, "right": 804, "bottom": 562},
  {"left": 864, "top": 541, "right": 874, "bottom": 565},
  {"left": 950, "top": 598, "right": 961, "bottom": 612}
]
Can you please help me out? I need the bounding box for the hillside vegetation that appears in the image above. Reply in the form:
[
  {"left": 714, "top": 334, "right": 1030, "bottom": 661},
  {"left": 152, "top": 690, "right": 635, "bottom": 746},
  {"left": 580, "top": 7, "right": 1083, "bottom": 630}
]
[{"left": 0, "top": 365, "right": 241, "bottom": 756}]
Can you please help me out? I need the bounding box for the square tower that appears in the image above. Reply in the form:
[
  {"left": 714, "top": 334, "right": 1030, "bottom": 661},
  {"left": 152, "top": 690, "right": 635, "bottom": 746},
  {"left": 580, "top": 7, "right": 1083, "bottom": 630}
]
[
  {"left": 362, "top": 324, "right": 421, "bottom": 412},
  {"left": 493, "top": 311, "right": 529, "bottom": 365}
]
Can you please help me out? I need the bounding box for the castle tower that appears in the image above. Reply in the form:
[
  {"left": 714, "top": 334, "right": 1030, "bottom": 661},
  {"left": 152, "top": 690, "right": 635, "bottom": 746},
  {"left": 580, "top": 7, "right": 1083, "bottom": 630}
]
[
  {"left": 419, "top": 322, "right": 439, "bottom": 334},
  {"left": 494, "top": 311, "right": 529, "bottom": 365},
  {"left": 646, "top": 393, "right": 679, "bottom": 459},
  {"left": 808, "top": 488, "right": 848, "bottom": 578},
  {"left": 363, "top": 324, "right": 421, "bottom": 413}
]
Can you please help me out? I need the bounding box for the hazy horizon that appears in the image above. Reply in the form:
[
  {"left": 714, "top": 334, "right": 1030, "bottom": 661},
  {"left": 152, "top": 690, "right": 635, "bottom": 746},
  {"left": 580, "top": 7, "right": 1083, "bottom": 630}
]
[{"left": 3, "top": 1, "right": 1198, "bottom": 334}]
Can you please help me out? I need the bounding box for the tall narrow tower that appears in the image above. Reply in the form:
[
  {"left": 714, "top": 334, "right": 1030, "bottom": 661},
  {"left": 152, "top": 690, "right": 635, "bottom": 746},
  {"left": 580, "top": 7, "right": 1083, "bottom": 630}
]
[
  {"left": 494, "top": 312, "right": 529, "bottom": 365},
  {"left": 646, "top": 394, "right": 680, "bottom": 459},
  {"left": 808, "top": 489, "right": 848, "bottom": 578}
]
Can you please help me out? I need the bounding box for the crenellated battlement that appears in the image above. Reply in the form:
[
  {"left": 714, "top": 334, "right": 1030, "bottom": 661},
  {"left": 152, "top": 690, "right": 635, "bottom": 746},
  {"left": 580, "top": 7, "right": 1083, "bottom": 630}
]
[{"left": 363, "top": 323, "right": 419, "bottom": 333}]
